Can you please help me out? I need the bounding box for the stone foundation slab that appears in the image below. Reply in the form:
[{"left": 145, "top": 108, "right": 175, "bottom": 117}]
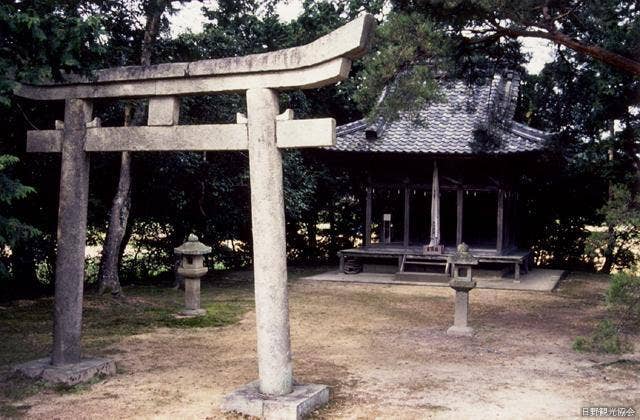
[
  {"left": 447, "top": 326, "right": 475, "bottom": 337},
  {"left": 177, "top": 308, "right": 207, "bottom": 317},
  {"left": 14, "top": 357, "right": 116, "bottom": 386},
  {"left": 221, "top": 380, "right": 329, "bottom": 419}
]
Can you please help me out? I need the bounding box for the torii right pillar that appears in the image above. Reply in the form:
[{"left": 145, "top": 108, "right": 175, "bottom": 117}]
[
  {"left": 220, "top": 16, "right": 376, "bottom": 419},
  {"left": 247, "top": 88, "right": 293, "bottom": 395},
  {"left": 221, "top": 91, "right": 327, "bottom": 419}
]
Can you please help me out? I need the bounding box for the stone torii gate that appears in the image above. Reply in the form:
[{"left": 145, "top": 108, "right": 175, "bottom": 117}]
[{"left": 14, "top": 14, "right": 375, "bottom": 418}]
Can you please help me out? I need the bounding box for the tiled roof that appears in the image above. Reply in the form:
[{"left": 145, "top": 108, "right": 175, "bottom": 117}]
[{"left": 332, "top": 73, "right": 552, "bottom": 155}]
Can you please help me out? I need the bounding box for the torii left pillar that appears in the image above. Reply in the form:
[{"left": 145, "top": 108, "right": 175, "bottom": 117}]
[{"left": 14, "top": 99, "right": 116, "bottom": 385}]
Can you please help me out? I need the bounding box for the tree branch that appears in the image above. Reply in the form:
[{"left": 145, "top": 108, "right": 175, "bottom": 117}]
[
  {"left": 494, "top": 26, "right": 640, "bottom": 76},
  {"left": 463, "top": 33, "right": 501, "bottom": 45}
]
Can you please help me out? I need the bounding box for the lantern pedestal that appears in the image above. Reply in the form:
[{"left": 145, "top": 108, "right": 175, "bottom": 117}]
[
  {"left": 177, "top": 275, "right": 207, "bottom": 317},
  {"left": 447, "top": 279, "right": 476, "bottom": 337}
]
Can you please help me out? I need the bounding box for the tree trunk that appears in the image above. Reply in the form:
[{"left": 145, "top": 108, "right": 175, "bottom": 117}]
[
  {"left": 98, "top": 155, "right": 131, "bottom": 295},
  {"left": 98, "top": 105, "right": 133, "bottom": 296},
  {"left": 600, "top": 224, "right": 616, "bottom": 274},
  {"left": 600, "top": 123, "right": 616, "bottom": 274},
  {"left": 172, "top": 222, "right": 187, "bottom": 290},
  {"left": 328, "top": 210, "right": 338, "bottom": 262},
  {"left": 97, "top": 1, "right": 167, "bottom": 296},
  {"left": 307, "top": 219, "right": 318, "bottom": 251}
]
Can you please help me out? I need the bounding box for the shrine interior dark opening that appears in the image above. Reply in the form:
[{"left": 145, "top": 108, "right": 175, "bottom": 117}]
[{"left": 463, "top": 190, "right": 498, "bottom": 249}]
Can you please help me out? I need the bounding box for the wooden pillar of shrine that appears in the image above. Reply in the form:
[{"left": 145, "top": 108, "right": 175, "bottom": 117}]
[
  {"left": 403, "top": 179, "right": 410, "bottom": 248},
  {"left": 456, "top": 187, "right": 464, "bottom": 246},
  {"left": 497, "top": 189, "right": 505, "bottom": 254}
]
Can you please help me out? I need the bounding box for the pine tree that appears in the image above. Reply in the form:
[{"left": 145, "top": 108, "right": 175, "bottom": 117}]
[{"left": 0, "top": 155, "right": 38, "bottom": 280}]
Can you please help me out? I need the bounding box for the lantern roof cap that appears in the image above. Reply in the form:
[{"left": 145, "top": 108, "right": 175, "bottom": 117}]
[
  {"left": 174, "top": 234, "right": 212, "bottom": 256},
  {"left": 448, "top": 243, "right": 479, "bottom": 265}
]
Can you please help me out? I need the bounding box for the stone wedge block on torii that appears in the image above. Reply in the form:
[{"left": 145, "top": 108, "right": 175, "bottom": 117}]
[{"left": 13, "top": 12, "right": 376, "bottom": 418}]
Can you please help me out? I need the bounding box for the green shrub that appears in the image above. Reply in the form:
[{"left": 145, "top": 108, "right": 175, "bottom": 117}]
[
  {"left": 573, "top": 336, "right": 589, "bottom": 352},
  {"left": 606, "top": 272, "right": 640, "bottom": 329},
  {"left": 574, "top": 272, "right": 639, "bottom": 354},
  {"left": 573, "top": 319, "right": 632, "bottom": 354},
  {"left": 591, "top": 319, "right": 630, "bottom": 354},
  {"left": 84, "top": 256, "right": 101, "bottom": 284}
]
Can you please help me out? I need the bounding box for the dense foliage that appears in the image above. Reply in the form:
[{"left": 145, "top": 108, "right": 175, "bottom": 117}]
[{"left": 0, "top": 155, "right": 38, "bottom": 282}]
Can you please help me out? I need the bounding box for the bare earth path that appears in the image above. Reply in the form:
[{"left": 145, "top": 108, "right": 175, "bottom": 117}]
[{"left": 11, "top": 272, "right": 640, "bottom": 419}]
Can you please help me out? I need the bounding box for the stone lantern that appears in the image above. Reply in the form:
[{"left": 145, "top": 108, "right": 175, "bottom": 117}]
[
  {"left": 175, "top": 234, "right": 212, "bottom": 317},
  {"left": 447, "top": 243, "right": 478, "bottom": 336}
]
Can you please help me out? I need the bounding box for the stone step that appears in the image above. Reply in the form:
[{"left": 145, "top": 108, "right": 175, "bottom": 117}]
[
  {"left": 394, "top": 272, "right": 450, "bottom": 283},
  {"left": 403, "top": 261, "right": 447, "bottom": 266}
]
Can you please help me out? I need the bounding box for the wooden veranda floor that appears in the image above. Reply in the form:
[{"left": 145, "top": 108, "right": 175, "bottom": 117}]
[
  {"left": 337, "top": 244, "right": 533, "bottom": 280},
  {"left": 339, "top": 244, "right": 530, "bottom": 260}
]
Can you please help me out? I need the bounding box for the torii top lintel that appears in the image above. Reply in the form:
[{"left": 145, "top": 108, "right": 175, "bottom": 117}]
[{"left": 14, "top": 14, "right": 375, "bottom": 101}]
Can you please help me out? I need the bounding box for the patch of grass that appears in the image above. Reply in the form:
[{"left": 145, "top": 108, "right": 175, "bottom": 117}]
[
  {"left": 79, "top": 287, "right": 252, "bottom": 353},
  {"left": 164, "top": 302, "right": 247, "bottom": 328},
  {"left": 52, "top": 374, "right": 108, "bottom": 395},
  {"left": 0, "top": 280, "right": 256, "bottom": 414},
  {"left": 1, "top": 376, "right": 47, "bottom": 401},
  {"left": 0, "top": 283, "right": 253, "bottom": 368},
  {"left": 0, "top": 375, "right": 45, "bottom": 419},
  {"left": 0, "top": 372, "right": 112, "bottom": 418},
  {"left": 0, "top": 300, "right": 54, "bottom": 366},
  {"left": 0, "top": 403, "right": 30, "bottom": 419}
]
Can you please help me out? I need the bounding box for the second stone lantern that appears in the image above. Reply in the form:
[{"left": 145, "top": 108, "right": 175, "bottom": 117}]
[
  {"left": 447, "top": 243, "right": 478, "bottom": 336},
  {"left": 175, "top": 234, "right": 212, "bottom": 317}
]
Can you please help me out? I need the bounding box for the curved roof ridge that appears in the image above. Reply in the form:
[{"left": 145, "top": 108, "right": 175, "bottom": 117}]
[
  {"left": 331, "top": 73, "right": 552, "bottom": 155},
  {"left": 335, "top": 119, "right": 367, "bottom": 136}
]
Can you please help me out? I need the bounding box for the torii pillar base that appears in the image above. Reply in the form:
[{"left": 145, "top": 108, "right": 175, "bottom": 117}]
[
  {"left": 222, "top": 381, "right": 329, "bottom": 420},
  {"left": 446, "top": 325, "right": 475, "bottom": 337},
  {"left": 14, "top": 357, "right": 116, "bottom": 386}
]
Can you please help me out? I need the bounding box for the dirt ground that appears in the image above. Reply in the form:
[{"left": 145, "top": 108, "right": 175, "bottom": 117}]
[{"left": 5, "top": 271, "right": 640, "bottom": 419}]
